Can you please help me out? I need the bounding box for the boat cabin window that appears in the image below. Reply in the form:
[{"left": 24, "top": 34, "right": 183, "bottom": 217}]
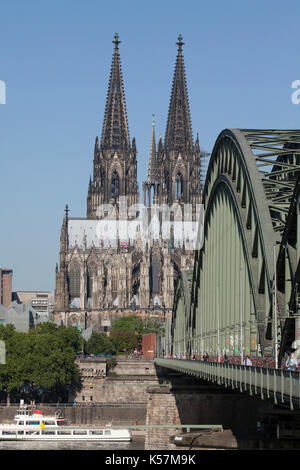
[
  {"left": 104, "top": 430, "right": 111, "bottom": 436},
  {"left": 17, "top": 431, "right": 24, "bottom": 435},
  {"left": 73, "top": 430, "right": 87, "bottom": 435},
  {"left": 90, "top": 430, "right": 103, "bottom": 435},
  {"left": 18, "top": 421, "right": 24, "bottom": 425},
  {"left": 28, "top": 421, "right": 40, "bottom": 425}
]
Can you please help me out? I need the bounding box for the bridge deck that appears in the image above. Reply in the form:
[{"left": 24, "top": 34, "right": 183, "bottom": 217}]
[{"left": 155, "top": 358, "right": 300, "bottom": 410}]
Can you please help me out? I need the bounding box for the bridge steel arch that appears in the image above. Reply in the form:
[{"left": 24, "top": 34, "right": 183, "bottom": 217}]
[
  {"left": 277, "top": 171, "right": 300, "bottom": 360},
  {"left": 171, "top": 270, "right": 193, "bottom": 356},
  {"left": 171, "top": 129, "right": 300, "bottom": 360}
]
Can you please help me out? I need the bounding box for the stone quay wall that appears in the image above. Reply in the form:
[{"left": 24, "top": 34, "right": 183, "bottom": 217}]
[
  {"left": 74, "top": 357, "right": 158, "bottom": 404},
  {"left": 0, "top": 403, "right": 147, "bottom": 426}
]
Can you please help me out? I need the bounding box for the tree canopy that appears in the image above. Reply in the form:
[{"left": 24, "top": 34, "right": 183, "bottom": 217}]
[
  {"left": 85, "top": 332, "right": 116, "bottom": 356},
  {"left": 110, "top": 315, "right": 164, "bottom": 342},
  {"left": 110, "top": 330, "right": 139, "bottom": 352},
  {"left": 0, "top": 323, "right": 82, "bottom": 404}
]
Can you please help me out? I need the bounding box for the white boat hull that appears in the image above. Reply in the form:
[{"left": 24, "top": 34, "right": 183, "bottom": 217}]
[
  {"left": 0, "top": 426, "right": 131, "bottom": 442},
  {"left": 0, "top": 402, "right": 132, "bottom": 442}
]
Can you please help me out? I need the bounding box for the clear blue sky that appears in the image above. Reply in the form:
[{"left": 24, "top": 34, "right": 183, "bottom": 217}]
[{"left": 1, "top": 0, "right": 300, "bottom": 291}]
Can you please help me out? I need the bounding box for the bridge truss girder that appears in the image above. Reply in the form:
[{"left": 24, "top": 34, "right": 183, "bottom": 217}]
[{"left": 171, "top": 129, "right": 300, "bottom": 359}]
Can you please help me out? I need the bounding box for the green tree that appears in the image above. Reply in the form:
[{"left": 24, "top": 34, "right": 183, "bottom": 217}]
[
  {"left": 85, "top": 332, "right": 116, "bottom": 355},
  {"left": 111, "top": 315, "right": 164, "bottom": 342},
  {"left": 111, "top": 315, "right": 143, "bottom": 337},
  {"left": 110, "top": 330, "right": 138, "bottom": 352},
  {"left": 0, "top": 323, "right": 82, "bottom": 404},
  {"left": 26, "top": 326, "right": 81, "bottom": 401},
  {"left": 141, "top": 318, "right": 164, "bottom": 337},
  {"left": 0, "top": 326, "right": 29, "bottom": 405}
]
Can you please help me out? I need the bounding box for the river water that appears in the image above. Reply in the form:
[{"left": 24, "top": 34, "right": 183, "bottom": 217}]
[{"left": 0, "top": 437, "right": 145, "bottom": 450}]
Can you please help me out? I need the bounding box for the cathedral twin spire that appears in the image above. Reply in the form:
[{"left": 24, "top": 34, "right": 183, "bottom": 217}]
[
  {"left": 100, "top": 33, "right": 130, "bottom": 151},
  {"left": 100, "top": 32, "right": 193, "bottom": 156},
  {"left": 165, "top": 34, "right": 193, "bottom": 153},
  {"left": 88, "top": 33, "right": 198, "bottom": 216}
]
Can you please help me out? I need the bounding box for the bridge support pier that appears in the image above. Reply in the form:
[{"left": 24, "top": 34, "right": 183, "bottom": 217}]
[{"left": 145, "top": 385, "right": 181, "bottom": 450}]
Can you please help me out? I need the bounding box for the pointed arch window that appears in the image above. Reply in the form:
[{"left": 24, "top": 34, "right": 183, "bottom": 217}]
[
  {"left": 175, "top": 174, "right": 184, "bottom": 200},
  {"left": 69, "top": 261, "right": 81, "bottom": 300},
  {"left": 99, "top": 169, "right": 105, "bottom": 198},
  {"left": 112, "top": 267, "right": 118, "bottom": 303},
  {"left": 111, "top": 171, "right": 120, "bottom": 198},
  {"left": 164, "top": 171, "right": 169, "bottom": 192},
  {"left": 87, "top": 262, "right": 97, "bottom": 301}
]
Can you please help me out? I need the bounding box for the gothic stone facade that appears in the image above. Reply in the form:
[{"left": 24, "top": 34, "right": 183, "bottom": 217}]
[{"left": 54, "top": 34, "right": 205, "bottom": 331}]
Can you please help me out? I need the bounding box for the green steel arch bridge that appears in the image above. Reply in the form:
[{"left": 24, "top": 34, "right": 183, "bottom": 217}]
[{"left": 156, "top": 129, "right": 300, "bottom": 410}]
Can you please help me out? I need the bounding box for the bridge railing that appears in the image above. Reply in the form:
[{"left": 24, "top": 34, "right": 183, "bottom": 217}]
[{"left": 154, "top": 358, "right": 300, "bottom": 410}]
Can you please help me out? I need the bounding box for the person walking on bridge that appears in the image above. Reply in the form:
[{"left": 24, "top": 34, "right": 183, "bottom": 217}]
[
  {"left": 243, "top": 355, "right": 252, "bottom": 366},
  {"left": 285, "top": 352, "right": 297, "bottom": 371}
]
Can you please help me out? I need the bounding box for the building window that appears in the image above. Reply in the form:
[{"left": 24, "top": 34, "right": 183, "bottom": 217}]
[
  {"left": 164, "top": 172, "right": 169, "bottom": 192},
  {"left": 111, "top": 171, "right": 120, "bottom": 198},
  {"left": 69, "top": 261, "right": 81, "bottom": 300},
  {"left": 87, "top": 262, "right": 96, "bottom": 301},
  {"left": 100, "top": 170, "right": 105, "bottom": 198},
  {"left": 175, "top": 174, "right": 183, "bottom": 200}
]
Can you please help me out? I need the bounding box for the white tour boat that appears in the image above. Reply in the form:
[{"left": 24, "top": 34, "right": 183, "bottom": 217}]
[{"left": 0, "top": 401, "right": 131, "bottom": 441}]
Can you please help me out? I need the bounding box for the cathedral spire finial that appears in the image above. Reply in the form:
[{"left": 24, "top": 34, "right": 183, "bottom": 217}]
[
  {"left": 113, "top": 33, "right": 121, "bottom": 50},
  {"left": 65, "top": 204, "right": 69, "bottom": 220},
  {"left": 176, "top": 34, "right": 184, "bottom": 52}
]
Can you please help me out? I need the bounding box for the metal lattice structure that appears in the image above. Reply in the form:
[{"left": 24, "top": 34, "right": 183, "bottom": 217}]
[{"left": 171, "top": 129, "right": 300, "bottom": 360}]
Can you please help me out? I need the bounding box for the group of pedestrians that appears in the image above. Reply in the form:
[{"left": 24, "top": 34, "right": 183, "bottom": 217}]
[{"left": 169, "top": 350, "right": 299, "bottom": 371}]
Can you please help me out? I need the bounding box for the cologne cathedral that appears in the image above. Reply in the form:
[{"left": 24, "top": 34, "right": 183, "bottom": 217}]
[{"left": 54, "top": 34, "right": 207, "bottom": 332}]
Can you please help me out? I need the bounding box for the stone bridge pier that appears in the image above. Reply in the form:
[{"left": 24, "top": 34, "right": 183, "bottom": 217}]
[{"left": 145, "top": 385, "right": 181, "bottom": 450}]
